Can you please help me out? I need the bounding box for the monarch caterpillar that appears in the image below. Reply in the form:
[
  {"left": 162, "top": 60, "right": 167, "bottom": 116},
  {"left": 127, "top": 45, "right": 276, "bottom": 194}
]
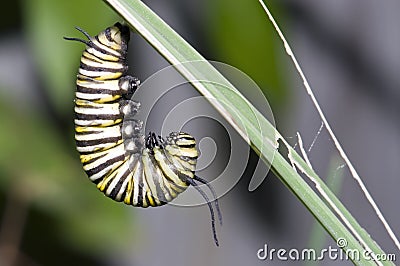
[{"left": 64, "top": 23, "right": 222, "bottom": 246}]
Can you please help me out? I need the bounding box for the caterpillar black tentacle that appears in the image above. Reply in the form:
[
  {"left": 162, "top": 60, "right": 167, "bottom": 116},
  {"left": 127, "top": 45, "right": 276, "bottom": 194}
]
[
  {"left": 65, "top": 22, "right": 222, "bottom": 246},
  {"left": 185, "top": 177, "right": 220, "bottom": 247},
  {"left": 194, "top": 175, "right": 223, "bottom": 226}
]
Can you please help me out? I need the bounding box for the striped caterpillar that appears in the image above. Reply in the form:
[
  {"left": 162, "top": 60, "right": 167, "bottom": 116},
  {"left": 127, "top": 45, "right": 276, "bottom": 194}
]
[{"left": 64, "top": 22, "right": 221, "bottom": 245}]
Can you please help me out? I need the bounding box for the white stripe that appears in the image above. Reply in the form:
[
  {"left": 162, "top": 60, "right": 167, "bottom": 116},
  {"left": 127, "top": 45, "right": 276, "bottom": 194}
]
[
  {"left": 77, "top": 79, "right": 120, "bottom": 91},
  {"left": 78, "top": 68, "right": 121, "bottom": 78},
  {"left": 74, "top": 104, "right": 120, "bottom": 116},
  {"left": 74, "top": 119, "right": 118, "bottom": 127}
]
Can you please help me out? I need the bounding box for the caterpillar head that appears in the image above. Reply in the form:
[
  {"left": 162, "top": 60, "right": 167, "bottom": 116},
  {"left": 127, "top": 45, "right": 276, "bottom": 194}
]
[
  {"left": 99, "top": 22, "right": 130, "bottom": 57},
  {"left": 64, "top": 22, "right": 130, "bottom": 60}
]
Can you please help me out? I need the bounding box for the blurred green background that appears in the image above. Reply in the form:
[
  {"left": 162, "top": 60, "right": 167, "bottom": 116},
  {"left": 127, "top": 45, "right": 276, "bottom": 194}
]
[
  {"left": 1, "top": 0, "right": 399, "bottom": 265},
  {"left": 0, "top": 1, "right": 137, "bottom": 265}
]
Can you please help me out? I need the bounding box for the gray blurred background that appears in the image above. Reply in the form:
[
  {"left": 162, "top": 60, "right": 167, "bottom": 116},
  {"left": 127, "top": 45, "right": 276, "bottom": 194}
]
[{"left": 0, "top": 0, "right": 398, "bottom": 265}]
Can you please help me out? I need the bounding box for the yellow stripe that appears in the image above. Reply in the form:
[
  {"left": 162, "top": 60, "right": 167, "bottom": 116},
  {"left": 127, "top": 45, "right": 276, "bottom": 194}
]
[
  {"left": 124, "top": 177, "right": 133, "bottom": 205},
  {"left": 94, "top": 95, "right": 121, "bottom": 103}
]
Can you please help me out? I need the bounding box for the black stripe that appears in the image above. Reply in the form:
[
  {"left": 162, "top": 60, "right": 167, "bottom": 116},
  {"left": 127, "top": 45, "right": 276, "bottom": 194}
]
[
  {"left": 180, "top": 136, "right": 195, "bottom": 141},
  {"left": 75, "top": 129, "right": 102, "bottom": 135},
  {"left": 77, "top": 85, "right": 121, "bottom": 96},
  {"left": 79, "top": 61, "right": 127, "bottom": 74},
  {"left": 92, "top": 176, "right": 103, "bottom": 185},
  {"left": 76, "top": 136, "right": 121, "bottom": 148},
  {"left": 177, "top": 144, "right": 196, "bottom": 148},
  {"left": 85, "top": 154, "right": 125, "bottom": 177},
  {"left": 75, "top": 93, "right": 121, "bottom": 105},
  {"left": 144, "top": 193, "right": 153, "bottom": 207},
  {"left": 109, "top": 168, "right": 131, "bottom": 201},
  {"left": 74, "top": 111, "right": 121, "bottom": 122},
  {"left": 119, "top": 184, "right": 128, "bottom": 203}
]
